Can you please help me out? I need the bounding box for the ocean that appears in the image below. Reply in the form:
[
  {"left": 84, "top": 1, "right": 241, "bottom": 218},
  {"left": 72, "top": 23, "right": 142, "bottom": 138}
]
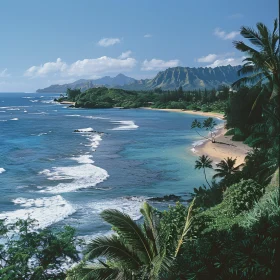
[{"left": 0, "top": 92, "right": 223, "bottom": 239}]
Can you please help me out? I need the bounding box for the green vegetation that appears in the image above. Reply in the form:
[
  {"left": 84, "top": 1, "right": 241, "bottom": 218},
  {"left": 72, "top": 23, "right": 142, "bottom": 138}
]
[
  {"left": 194, "top": 155, "right": 213, "bottom": 188},
  {"left": 0, "top": 219, "right": 78, "bottom": 279},
  {"left": 213, "top": 157, "right": 242, "bottom": 180},
  {"left": 191, "top": 118, "right": 218, "bottom": 143},
  {"left": 58, "top": 85, "right": 229, "bottom": 112}
]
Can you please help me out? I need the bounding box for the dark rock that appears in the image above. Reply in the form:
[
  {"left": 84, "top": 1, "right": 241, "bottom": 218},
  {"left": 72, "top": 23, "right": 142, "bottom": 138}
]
[{"left": 148, "top": 194, "right": 184, "bottom": 202}]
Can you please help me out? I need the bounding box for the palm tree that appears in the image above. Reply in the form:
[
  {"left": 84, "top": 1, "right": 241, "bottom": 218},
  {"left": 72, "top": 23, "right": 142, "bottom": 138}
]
[
  {"left": 66, "top": 202, "right": 173, "bottom": 280},
  {"left": 213, "top": 157, "right": 242, "bottom": 180},
  {"left": 233, "top": 20, "right": 279, "bottom": 102},
  {"left": 195, "top": 155, "right": 213, "bottom": 188}
]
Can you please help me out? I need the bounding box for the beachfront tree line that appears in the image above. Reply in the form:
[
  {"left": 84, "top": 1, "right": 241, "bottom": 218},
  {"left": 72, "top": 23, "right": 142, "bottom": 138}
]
[
  {"left": 58, "top": 85, "right": 230, "bottom": 112},
  {"left": 1, "top": 20, "right": 280, "bottom": 279}
]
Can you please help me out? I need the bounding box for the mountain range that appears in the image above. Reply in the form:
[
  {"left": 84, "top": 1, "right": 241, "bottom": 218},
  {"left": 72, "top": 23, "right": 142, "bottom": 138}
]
[{"left": 36, "top": 65, "right": 242, "bottom": 93}]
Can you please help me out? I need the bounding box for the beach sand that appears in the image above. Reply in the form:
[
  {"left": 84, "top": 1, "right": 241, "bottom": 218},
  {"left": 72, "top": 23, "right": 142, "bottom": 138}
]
[
  {"left": 60, "top": 101, "right": 76, "bottom": 105},
  {"left": 143, "top": 108, "right": 251, "bottom": 165},
  {"left": 195, "top": 128, "right": 251, "bottom": 166},
  {"left": 143, "top": 108, "right": 224, "bottom": 119}
]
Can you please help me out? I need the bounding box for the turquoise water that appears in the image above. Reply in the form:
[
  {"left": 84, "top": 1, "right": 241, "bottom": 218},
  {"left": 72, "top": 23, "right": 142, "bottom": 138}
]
[{"left": 0, "top": 92, "right": 222, "bottom": 238}]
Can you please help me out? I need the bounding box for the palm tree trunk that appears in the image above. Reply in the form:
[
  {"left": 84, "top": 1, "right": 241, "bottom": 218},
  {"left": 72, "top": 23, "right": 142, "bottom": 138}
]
[{"left": 203, "top": 168, "right": 211, "bottom": 188}]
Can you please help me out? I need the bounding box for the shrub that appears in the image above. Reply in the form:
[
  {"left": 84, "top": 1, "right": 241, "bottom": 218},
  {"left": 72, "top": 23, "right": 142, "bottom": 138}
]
[
  {"left": 242, "top": 187, "right": 280, "bottom": 228},
  {"left": 223, "top": 179, "right": 265, "bottom": 215},
  {"left": 224, "top": 128, "right": 235, "bottom": 135},
  {"left": 231, "top": 127, "right": 246, "bottom": 141}
]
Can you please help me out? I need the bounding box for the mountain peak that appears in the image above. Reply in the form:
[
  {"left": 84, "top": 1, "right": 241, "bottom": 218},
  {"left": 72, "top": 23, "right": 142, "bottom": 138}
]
[
  {"left": 36, "top": 65, "right": 241, "bottom": 93},
  {"left": 115, "top": 73, "right": 126, "bottom": 77}
]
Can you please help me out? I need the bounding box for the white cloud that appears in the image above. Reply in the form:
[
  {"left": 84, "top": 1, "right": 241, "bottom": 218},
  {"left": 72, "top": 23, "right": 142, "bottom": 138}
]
[
  {"left": 214, "top": 28, "right": 239, "bottom": 40},
  {"left": 67, "top": 56, "right": 136, "bottom": 76},
  {"left": 197, "top": 53, "right": 245, "bottom": 68},
  {"left": 206, "top": 56, "right": 245, "bottom": 68},
  {"left": 0, "top": 68, "right": 10, "bottom": 78},
  {"left": 197, "top": 54, "right": 218, "bottom": 63},
  {"left": 144, "top": 34, "right": 152, "bottom": 38},
  {"left": 97, "top": 37, "right": 121, "bottom": 47},
  {"left": 141, "top": 59, "right": 179, "bottom": 71},
  {"left": 118, "top": 50, "right": 132, "bottom": 59},
  {"left": 24, "top": 56, "right": 137, "bottom": 78},
  {"left": 24, "top": 58, "right": 67, "bottom": 77}
]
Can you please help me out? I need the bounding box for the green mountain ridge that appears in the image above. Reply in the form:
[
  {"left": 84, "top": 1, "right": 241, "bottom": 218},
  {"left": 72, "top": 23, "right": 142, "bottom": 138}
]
[{"left": 37, "top": 65, "right": 241, "bottom": 93}]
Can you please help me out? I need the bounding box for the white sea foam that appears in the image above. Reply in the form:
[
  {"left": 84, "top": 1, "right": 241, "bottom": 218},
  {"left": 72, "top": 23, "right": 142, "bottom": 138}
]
[
  {"left": 111, "top": 120, "right": 139, "bottom": 130},
  {"left": 0, "top": 106, "right": 29, "bottom": 109},
  {"left": 22, "top": 96, "right": 32, "bottom": 99},
  {"left": 0, "top": 195, "right": 75, "bottom": 229},
  {"left": 0, "top": 168, "right": 6, "bottom": 174},
  {"left": 0, "top": 120, "right": 7, "bottom": 122},
  {"left": 84, "top": 116, "right": 109, "bottom": 120},
  {"left": 65, "top": 114, "right": 81, "bottom": 117},
  {"left": 39, "top": 164, "right": 109, "bottom": 193},
  {"left": 10, "top": 118, "right": 18, "bottom": 121},
  {"left": 88, "top": 196, "right": 147, "bottom": 221},
  {"left": 7, "top": 108, "right": 20, "bottom": 111},
  {"left": 41, "top": 100, "right": 56, "bottom": 104},
  {"left": 29, "top": 112, "right": 48, "bottom": 115},
  {"left": 192, "top": 139, "right": 207, "bottom": 148},
  {"left": 38, "top": 132, "right": 48, "bottom": 136},
  {"left": 71, "top": 155, "right": 94, "bottom": 164},
  {"left": 75, "top": 127, "right": 94, "bottom": 132},
  {"left": 86, "top": 134, "right": 102, "bottom": 151},
  {"left": 29, "top": 100, "right": 39, "bottom": 103}
]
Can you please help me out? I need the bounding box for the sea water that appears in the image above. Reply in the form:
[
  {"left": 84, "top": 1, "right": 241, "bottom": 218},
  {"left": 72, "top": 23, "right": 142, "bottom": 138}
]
[{"left": 0, "top": 92, "right": 223, "bottom": 238}]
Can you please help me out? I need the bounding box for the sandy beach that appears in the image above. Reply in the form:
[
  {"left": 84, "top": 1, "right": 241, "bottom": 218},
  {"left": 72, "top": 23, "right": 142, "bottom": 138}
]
[
  {"left": 144, "top": 108, "right": 251, "bottom": 165},
  {"left": 144, "top": 108, "right": 224, "bottom": 119},
  {"left": 60, "top": 101, "right": 76, "bottom": 105},
  {"left": 195, "top": 127, "right": 251, "bottom": 166}
]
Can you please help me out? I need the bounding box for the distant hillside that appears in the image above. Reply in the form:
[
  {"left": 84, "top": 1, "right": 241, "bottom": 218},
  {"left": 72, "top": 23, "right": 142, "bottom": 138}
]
[
  {"left": 36, "top": 74, "right": 136, "bottom": 93},
  {"left": 122, "top": 65, "right": 242, "bottom": 91},
  {"left": 37, "top": 65, "right": 241, "bottom": 93}
]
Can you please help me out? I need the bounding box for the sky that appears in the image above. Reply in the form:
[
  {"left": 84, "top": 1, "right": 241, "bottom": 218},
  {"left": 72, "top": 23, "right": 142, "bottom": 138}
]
[{"left": 0, "top": 0, "right": 277, "bottom": 92}]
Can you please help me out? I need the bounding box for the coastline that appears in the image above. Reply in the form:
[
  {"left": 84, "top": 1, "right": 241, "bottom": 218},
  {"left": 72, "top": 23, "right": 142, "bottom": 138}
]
[
  {"left": 194, "top": 127, "right": 251, "bottom": 166},
  {"left": 143, "top": 107, "right": 224, "bottom": 119},
  {"left": 60, "top": 101, "right": 76, "bottom": 105},
  {"left": 143, "top": 107, "right": 251, "bottom": 165}
]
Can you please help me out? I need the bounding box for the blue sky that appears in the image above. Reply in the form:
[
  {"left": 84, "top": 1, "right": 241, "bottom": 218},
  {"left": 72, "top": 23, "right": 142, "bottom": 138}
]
[{"left": 0, "top": 0, "right": 277, "bottom": 92}]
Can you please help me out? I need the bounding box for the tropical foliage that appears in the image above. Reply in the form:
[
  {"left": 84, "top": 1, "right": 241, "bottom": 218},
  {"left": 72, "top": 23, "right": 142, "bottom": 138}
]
[
  {"left": 194, "top": 155, "right": 213, "bottom": 187},
  {"left": 58, "top": 86, "right": 229, "bottom": 112},
  {"left": 191, "top": 118, "right": 218, "bottom": 143},
  {"left": 67, "top": 202, "right": 173, "bottom": 280},
  {"left": 0, "top": 219, "right": 78, "bottom": 280},
  {"left": 233, "top": 19, "right": 280, "bottom": 100},
  {"left": 213, "top": 157, "right": 242, "bottom": 180}
]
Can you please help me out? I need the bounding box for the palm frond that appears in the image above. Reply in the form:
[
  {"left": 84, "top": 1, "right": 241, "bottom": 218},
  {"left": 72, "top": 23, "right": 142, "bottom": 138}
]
[
  {"left": 174, "top": 198, "right": 195, "bottom": 257},
  {"left": 140, "top": 202, "right": 159, "bottom": 255},
  {"left": 239, "top": 25, "right": 264, "bottom": 48},
  {"left": 84, "top": 235, "right": 141, "bottom": 269},
  {"left": 100, "top": 209, "right": 153, "bottom": 264},
  {"left": 66, "top": 262, "right": 120, "bottom": 280}
]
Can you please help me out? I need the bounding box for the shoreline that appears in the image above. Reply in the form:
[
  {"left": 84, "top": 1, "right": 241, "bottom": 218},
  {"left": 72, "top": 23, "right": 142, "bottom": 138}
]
[
  {"left": 59, "top": 101, "right": 76, "bottom": 105},
  {"left": 142, "top": 107, "right": 224, "bottom": 119},
  {"left": 195, "top": 127, "right": 251, "bottom": 166},
  {"left": 143, "top": 107, "right": 251, "bottom": 165}
]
